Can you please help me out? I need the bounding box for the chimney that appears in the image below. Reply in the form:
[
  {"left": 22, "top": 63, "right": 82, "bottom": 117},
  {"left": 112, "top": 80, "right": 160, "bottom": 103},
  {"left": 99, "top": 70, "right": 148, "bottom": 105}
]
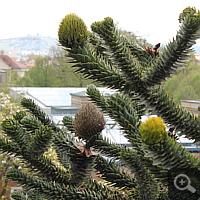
[{"left": 0, "top": 50, "right": 5, "bottom": 55}]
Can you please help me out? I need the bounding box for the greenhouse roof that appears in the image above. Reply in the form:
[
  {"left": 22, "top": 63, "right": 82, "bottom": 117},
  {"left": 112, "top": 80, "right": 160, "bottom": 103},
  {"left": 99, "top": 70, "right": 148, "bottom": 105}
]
[{"left": 10, "top": 87, "right": 115, "bottom": 107}]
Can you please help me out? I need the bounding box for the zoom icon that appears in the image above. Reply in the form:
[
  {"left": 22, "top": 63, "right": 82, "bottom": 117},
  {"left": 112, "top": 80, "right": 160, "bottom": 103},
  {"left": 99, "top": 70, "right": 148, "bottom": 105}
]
[{"left": 174, "top": 174, "right": 196, "bottom": 193}]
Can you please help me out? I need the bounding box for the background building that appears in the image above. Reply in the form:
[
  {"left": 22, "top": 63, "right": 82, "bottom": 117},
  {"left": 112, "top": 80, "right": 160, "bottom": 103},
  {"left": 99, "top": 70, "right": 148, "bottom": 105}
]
[{"left": 9, "top": 87, "right": 200, "bottom": 153}]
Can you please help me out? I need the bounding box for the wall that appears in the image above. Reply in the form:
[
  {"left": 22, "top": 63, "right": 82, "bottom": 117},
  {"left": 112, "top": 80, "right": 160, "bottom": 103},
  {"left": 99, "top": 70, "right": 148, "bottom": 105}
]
[
  {"left": 0, "top": 72, "right": 7, "bottom": 87},
  {"left": 0, "top": 59, "right": 10, "bottom": 71},
  {"left": 71, "top": 95, "right": 90, "bottom": 108}
]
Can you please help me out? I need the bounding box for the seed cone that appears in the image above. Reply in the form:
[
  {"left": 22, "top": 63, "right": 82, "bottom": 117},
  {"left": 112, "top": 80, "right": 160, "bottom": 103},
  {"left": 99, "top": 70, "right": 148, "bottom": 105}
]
[
  {"left": 140, "top": 117, "right": 166, "bottom": 145},
  {"left": 58, "top": 13, "right": 88, "bottom": 48},
  {"left": 74, "top": 102, "right": 105, "bottom": 138}
]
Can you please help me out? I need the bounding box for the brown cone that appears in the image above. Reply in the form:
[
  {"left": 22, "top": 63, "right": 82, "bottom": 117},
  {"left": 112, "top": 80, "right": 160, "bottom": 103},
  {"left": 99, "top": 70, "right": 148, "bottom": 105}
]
[{"left": 74, "top": 102, "right": 105, "bottom": 138}]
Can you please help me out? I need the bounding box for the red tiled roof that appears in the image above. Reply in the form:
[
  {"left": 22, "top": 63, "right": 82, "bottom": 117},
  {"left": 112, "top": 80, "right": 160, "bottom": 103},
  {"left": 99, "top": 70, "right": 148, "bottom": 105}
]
[
  {"left": 25, "top": 61, "right": 35, "bottom": 67},
  {"left": 0, "top": 55, "right": 25, "bottom": 69}
]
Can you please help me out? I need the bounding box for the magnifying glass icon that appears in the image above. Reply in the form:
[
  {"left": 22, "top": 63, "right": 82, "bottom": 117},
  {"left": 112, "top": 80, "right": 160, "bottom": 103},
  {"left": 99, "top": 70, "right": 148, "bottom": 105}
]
[{"left": 174, "top": 174, "right": 196, "bottom": 193}]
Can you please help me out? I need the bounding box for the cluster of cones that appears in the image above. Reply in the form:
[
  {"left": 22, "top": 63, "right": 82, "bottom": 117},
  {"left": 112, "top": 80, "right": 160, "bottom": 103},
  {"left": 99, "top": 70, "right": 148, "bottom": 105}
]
[
  {"left": 144, "top": 43, "right": 160, "bottom": 56},
  {"left": 145, "top": 46, "right": 159, "bottom": 56}
]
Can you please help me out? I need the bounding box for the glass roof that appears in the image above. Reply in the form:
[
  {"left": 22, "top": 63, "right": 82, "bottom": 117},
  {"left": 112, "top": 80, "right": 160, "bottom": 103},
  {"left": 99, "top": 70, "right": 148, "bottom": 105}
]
[
  {"left": 10, "top": 87, "right": 116, "bottom": 107},
  {"left": 28, "top": 90, "right": 75, "bottom": 106}
]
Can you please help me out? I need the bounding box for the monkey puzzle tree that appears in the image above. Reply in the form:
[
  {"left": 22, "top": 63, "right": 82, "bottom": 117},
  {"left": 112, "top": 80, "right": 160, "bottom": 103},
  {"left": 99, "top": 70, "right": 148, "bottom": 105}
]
[{"left": 0, "top": 6, "right": 200, "bottom": 200}]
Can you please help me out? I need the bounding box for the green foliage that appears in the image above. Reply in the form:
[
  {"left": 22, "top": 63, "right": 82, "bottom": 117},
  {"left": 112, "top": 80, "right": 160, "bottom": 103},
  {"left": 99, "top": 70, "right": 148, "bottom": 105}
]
[
  {"left": 179, "top": 6, "right": 200, "bottom": 23},
  {"left": 0, "top": 93, "right": 26, "bottom": 199},
  {"left": 164, "top": 56, "right": 200, "bottom": 102},
  {"left": 1, "top": 6, "right": 200, "bottom": 200},
  {"left": 1, "top": 99, "right": 128, "bottom": 199},
  {"left": 58, "top": 6, "right": 200, "bottom": 199},
  {"left": 140, "top": 117, "right": 166, "bottom": 145},
  {"left": 29, "top": 56, "right": 57, "bottom": 87},
  {"left": 16, "top": 56, "right": 57, "bottom": 87},
  {"left": 119, "top": 148, "right": 159, "bottom": 199},
  {"left": 175, "top": 85, "right": 198, "bottom": 100},
  {"left": 16, "top": 74, "right": 34, "bottom": 87},
  {"left": 58, "top": 13, "right": 88, "bottom": 48},
  {"left": 54, "top": 54, "right": 94, "bottom": 87},
  {"left": 16, "top": 53, "right": 95, "bottom": 87},
  {"left": 62, "top": 115, "right": 76, "bottom": 133},
  {"left": 95, "top": 155, "right": 136, "bottom": 190},
  {"left": 5, "top": 69, "right": 20, "bottom": 86},
  {"left": 10, "top": 191, "right": 27, "bottom": 200}
]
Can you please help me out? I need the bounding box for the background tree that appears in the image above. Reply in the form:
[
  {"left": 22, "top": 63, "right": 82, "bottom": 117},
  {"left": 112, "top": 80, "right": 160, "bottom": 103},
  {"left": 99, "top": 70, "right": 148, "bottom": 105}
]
[
  {"left": 16, "top": 56, "right": 57, "bottom": 87},
  {"left": 16, "top": 74, "right": 34, "bottom": 87},
  {"left": 164, "top": 55, "right": 200, "bottom": 102},
  {"left": 17, "top": 51, "right": 96, "bottom": 87},
  {"left": 6, "top": 69, "right": 20, "bottom": 87},
  {"left": 52, "top": 52, "right": 95, "bottom": 87},
  {"left": 29, "top": 56, "right": 57, "bottom": 87},
  {"left": 25, "top": 54, "right": 39, "bottom": 63}
]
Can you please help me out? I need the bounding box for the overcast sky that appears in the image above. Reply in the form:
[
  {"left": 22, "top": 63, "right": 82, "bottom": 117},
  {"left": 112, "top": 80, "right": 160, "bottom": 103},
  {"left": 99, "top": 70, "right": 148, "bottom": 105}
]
[{"left": 1, "top": 0, "right": 200, "bottom": 46}]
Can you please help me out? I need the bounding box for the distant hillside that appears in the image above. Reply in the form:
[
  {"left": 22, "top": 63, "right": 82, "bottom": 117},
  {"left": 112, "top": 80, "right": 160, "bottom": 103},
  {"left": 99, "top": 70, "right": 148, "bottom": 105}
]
[
  {"left": 0, "top": 35, "right": 57, "bottom": 55},
  {"left": 0, "top": 35, "right": 199, "bottom": 56}
]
